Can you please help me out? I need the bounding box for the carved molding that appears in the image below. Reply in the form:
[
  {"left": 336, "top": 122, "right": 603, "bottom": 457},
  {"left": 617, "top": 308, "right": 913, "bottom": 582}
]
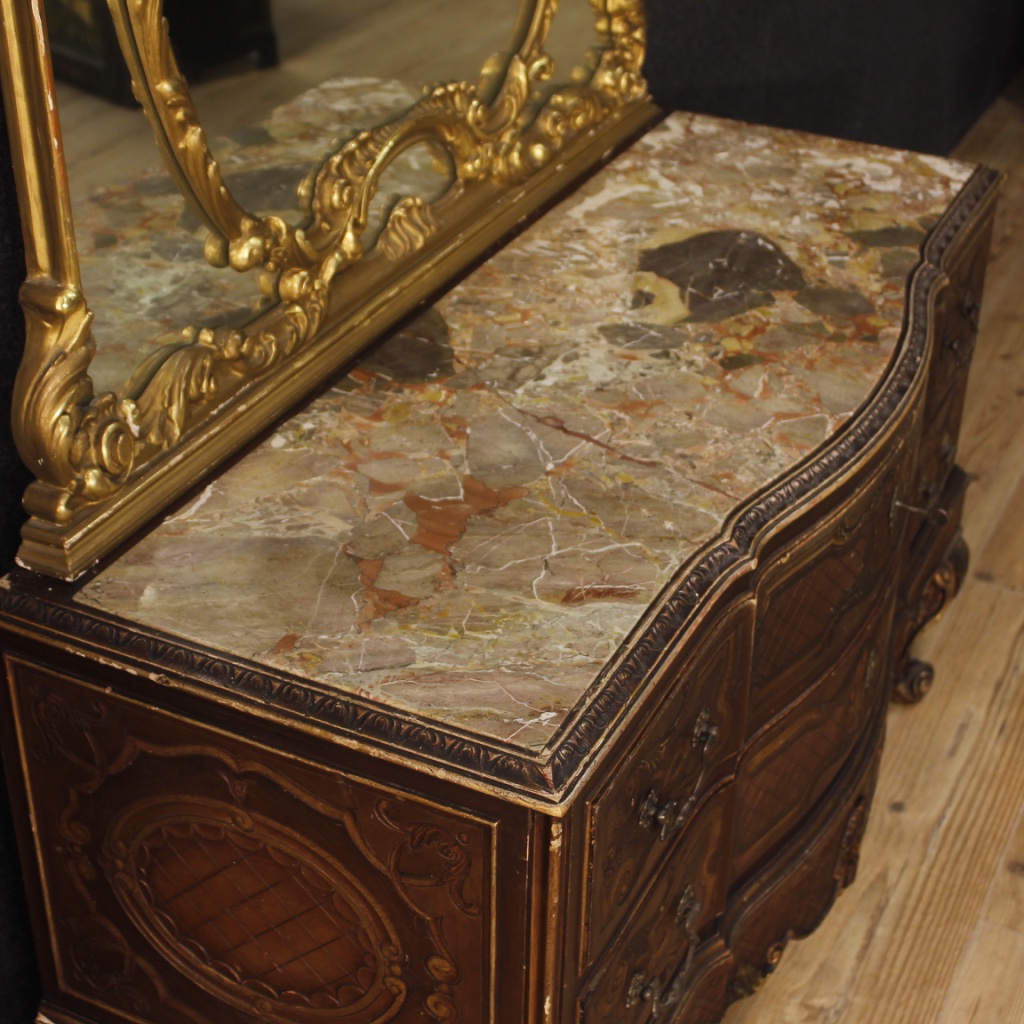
[{"left": 834, "top": 797, "right": 868, "bottom": 890}]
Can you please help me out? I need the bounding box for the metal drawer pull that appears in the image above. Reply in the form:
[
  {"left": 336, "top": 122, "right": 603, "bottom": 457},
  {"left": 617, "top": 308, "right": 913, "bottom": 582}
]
[
  {"left": 625, "top": 888, "right": 703, "bottom": 1020},
  {"left": 638, "top": 711, "right": 718, "bottom": 842},
  {"left": 892, "top": 500, "right": 949, "bottom": 527},
  {"left": 943, "top": 330, "right": 973, "bottom": 365}
]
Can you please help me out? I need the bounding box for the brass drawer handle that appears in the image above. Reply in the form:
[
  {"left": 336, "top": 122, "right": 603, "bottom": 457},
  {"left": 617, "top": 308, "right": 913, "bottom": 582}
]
[
  {"left": 892, "top": 499, "right": 948, "bottom": 527},
  {"left": 624, "top": 888, "right": 703, "bottom": 1019},
  {"left": 638, "top": 711, "right": 718, "bottom": 842},
  {"left": 943, "top": 330, "right": 974, "bottom": 366}
]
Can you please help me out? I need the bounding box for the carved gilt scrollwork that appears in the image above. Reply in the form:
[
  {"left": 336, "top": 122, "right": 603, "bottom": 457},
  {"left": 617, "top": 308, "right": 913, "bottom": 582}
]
[
  {"left": 2, "top": 0, "right": 652, "bottom": 576},
  {"left": 92, "top": 0, "right": 648, "bottom": 462}
]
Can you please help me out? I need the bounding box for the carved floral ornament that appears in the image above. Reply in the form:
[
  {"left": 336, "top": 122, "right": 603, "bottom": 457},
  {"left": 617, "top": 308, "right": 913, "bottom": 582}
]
[{"left": 0, "top": 0, "right": 656, "bottom": 579}]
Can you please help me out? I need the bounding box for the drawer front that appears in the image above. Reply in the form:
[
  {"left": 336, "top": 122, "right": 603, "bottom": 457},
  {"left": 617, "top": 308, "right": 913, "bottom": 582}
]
[
  {"left": 913, "top": 368, "right": 968, "bottom": 516},
  {"left": 912, "top": 220, "right": 989, "bottom": 520},
  {"left": 578, "top": 789, "right": 732, "bottom": 1024},
  {"left": 927, "top": 220, "right": 991, "bottom": 411},
  {"left": 734, "top": 597, "right": 892, "bottom": 880},
  {"left": 750, "top": 446, "right": 907, "bottom": 727},
  {"left": 5, "top": 659, "right": 500, "bottom": 1024},
  {"left": 725, "top": 705, "right": 885, "bottom": 979},
  {"left": 582, "top": 600, "right": 752, "bottom": 967}
]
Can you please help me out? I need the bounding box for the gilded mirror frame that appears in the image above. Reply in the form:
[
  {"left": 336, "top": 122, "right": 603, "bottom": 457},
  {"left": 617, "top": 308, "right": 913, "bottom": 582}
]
[{"left": 0, "top": 0, "right": 657, "bottom": 580}]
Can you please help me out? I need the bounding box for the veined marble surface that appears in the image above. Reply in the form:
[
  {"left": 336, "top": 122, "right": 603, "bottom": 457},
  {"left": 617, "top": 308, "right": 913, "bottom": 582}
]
[{"left": 76, "top": 110, "right": 974, "bottom": 752}]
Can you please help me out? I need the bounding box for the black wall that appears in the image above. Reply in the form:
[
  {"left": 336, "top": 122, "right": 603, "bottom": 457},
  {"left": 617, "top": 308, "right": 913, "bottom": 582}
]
[
  {"left": 644, "top": 0, "right": 1024, "bottom": 154},
  {"left": 0, "top": 87, "right": 41, "bottom": 1024}
]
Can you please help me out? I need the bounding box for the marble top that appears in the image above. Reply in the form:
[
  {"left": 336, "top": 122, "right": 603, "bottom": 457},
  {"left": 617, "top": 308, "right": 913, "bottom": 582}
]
[{"left": 75, "top": 109, "right": 973, "bottom": 753}]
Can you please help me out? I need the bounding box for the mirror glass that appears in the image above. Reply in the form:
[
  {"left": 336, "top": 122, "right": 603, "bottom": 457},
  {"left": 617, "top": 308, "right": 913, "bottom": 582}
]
[
  {"left": 54, "top": 0, "right": 543, "bottom": 394},
  {"left": 3, "top": 0, "right": 650, "bottom": 578}
]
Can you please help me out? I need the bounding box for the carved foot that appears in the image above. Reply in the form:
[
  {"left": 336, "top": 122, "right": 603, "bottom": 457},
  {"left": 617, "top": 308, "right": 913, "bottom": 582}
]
[
  {"left": 731, "top": 940, "right": 787, "bottom": 1000},
  {"left": 892, "top": 536, "right": 969, "bottom": 705},
  {"left": 893, "top": 659, "right": 935, "bottom": 704}
]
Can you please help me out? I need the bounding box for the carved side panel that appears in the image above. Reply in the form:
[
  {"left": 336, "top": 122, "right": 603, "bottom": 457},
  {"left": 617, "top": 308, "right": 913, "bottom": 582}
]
[{"left": 6, "top": 660, "right": 496, "bottom": 1024}]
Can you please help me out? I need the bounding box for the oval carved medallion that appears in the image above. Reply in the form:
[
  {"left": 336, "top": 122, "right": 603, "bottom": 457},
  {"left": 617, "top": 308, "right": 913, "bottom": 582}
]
[{"left": 104, "top": 797, "right": 405, "bottom": 1023}]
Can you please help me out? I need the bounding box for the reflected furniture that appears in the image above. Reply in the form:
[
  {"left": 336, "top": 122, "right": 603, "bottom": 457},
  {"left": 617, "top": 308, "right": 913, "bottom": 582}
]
[
  {"left": 0, "top": 107, "right": 999, "bottom": 1024},
  {"left": 44, "top": 0, "right": 277, "bottom": 105}
]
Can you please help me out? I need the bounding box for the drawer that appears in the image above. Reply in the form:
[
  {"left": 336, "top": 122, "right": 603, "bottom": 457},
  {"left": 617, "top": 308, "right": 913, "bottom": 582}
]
[
  {"left": 724, "top": 704, "right": 884, "bottom": 980},
  {"left": 734, "top": 596, "right": 893, "bottom": 881},
  {"left": 912, "top": 369, "right": 968, "bottom": 516},
  {"left": 927, "top": 223, "right": 991, "bottom": 410},
  {"left": 749, "top": 446, "right": 907, "bottom": 727},
  {"left": 581, "top": 600, "right": 752, "bottom": 968},
  {"left": 578, "top": 788, "right": 732, "bottom": 1024}
]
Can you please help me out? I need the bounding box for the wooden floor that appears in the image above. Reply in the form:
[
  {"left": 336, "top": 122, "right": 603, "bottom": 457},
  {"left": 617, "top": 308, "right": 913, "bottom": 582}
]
[
  {"left": 45, "top": 22, "right": 1024, "bottom": 1024},
  {"left": 722, "top": 78, "right": 1024, "bottom": 1024}
]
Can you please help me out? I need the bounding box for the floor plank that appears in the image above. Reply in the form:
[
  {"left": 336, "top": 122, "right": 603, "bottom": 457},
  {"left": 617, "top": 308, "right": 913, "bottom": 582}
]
[
  {"left": 934, "top": 922, "right": 1024, "bottom": 1024},
  {"left": 982, "top": 803, "right": 1024, "bottom": 934}
]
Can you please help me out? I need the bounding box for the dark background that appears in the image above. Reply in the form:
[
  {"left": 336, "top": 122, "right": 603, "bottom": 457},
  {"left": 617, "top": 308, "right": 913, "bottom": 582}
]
[
  {"left": 1, "top": 3, "right": 1023, "bottom": 1021},
  {"left": 0, "top": 91, "right": 41, "bottom": 1024},
  {"left": 644, "top": 0, "right": 1024, "bottom": 155}
]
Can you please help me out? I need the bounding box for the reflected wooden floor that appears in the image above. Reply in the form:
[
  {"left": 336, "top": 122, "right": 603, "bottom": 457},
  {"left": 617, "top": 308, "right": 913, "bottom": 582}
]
[{"left": 722, "top": 76, "right": 1024, "bottom": 1024}]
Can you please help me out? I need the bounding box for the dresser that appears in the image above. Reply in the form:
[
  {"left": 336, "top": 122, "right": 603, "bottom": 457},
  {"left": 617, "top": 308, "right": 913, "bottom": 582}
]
[{"left": 0, "top": 112, "right": 999, "bottom": 1024}]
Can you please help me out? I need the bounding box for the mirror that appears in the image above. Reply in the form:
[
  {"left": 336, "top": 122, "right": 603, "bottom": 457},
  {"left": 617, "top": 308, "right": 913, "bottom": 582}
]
[
  {"left": 0, "top": 0, "right": 655, "bottom": 579},
  {"left": 61, "top": 0, "right": 605, "bottom": 400}
]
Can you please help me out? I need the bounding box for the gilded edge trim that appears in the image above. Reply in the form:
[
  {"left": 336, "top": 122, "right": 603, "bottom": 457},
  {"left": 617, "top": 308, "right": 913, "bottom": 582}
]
[{"left": 0, "top": 167, "right": 1003, "bottom": 807}]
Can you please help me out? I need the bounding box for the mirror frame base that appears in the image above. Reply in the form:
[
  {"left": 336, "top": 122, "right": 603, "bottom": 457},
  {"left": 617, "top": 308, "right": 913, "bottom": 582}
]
[{"left": 13, "top": 99, "right": 662, "bottom": 581}]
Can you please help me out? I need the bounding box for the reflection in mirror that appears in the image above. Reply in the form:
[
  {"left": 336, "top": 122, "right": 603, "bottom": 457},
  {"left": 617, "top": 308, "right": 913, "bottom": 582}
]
[
  {"left": 68, "top": 79, "right": 455, "bottom": 397},
  {"left": 59, "top": 0, "right": 604, "bottom": 396},
  {"left": 60, "top": 0, "right": 537, "bottom": 394},
  {"left": 2, "top": 0, "right": 653, "bottom": 578}
]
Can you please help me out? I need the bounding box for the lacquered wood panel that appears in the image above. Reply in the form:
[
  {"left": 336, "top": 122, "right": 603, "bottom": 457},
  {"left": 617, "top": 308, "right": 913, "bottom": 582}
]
[{"left": 2, "top": 658, "right": 520, "bottom": 1024}]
